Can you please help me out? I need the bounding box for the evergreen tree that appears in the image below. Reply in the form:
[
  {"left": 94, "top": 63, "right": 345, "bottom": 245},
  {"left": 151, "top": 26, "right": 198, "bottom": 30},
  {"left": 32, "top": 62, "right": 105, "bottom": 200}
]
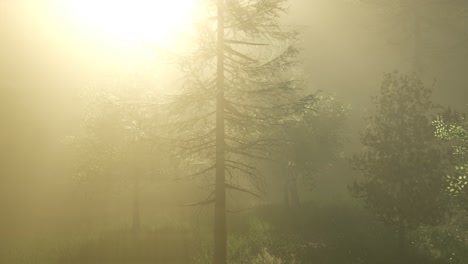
[
  {"left": 169, "top": 0, "right": 314, "bottom": 262},
  {"left": 351, "top": 72, "right": 448, "bottom": 259}
]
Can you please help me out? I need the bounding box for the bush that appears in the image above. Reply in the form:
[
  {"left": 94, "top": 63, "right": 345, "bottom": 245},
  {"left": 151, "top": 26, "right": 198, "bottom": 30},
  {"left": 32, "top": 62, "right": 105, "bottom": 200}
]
[
  {"left": 411, "top": 225, "right": 468, "bottom": 264},
  {"left": 195, "top": 217, "right": 304, "bottom": 264}
]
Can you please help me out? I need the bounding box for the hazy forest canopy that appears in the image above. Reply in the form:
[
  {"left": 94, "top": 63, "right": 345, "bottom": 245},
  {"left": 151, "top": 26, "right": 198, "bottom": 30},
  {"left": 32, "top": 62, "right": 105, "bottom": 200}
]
[{"left": 1, "top": 0, "right": 467, "bottom": 263}]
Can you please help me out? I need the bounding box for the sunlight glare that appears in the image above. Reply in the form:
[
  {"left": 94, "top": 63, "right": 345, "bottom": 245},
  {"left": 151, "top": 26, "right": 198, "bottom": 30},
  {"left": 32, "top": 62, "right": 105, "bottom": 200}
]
[{"left": 64, "top": 0, "right": 196, "bottom": 48}]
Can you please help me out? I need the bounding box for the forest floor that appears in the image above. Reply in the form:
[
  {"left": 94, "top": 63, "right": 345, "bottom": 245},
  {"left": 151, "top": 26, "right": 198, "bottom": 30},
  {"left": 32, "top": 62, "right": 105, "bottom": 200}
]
[{"left": 2, "top": 203, "right": 467, "bottom": 264}]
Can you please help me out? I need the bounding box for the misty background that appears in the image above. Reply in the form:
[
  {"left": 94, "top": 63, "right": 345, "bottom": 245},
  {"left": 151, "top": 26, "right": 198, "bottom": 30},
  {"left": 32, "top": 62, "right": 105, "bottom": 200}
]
[{"left": 1, "top": 0, "right": 467, "bottom": 263}]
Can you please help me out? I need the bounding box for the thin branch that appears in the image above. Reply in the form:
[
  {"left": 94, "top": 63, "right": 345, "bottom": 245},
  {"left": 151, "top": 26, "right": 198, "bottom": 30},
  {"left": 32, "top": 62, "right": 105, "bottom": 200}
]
[
  {"left": 225, "top": 159, "right": 255, "bottom": 170},
  {"left": 184, "top": 197, "right": 215, "bottom": 206},
  {"left": 175, "top": 164, "right": 216, "bottom": 180},
  {"left": 225, "top": 163, "right": 256, "bottom": 177},
  {"left": 225, "top": 39, "right": 268, "bottom": 46},
  {"left": 227, "top": 148, "right": 273, "bottom": 161},
  {"left": 225, "top": 182, "right": 261, "bottom": 198},
  {"left": 179, "top": 139, "right": 216, "bottom": 150},
  {"left": 180, "top": 129, "right": 216, "bottom": 143},
  {"left": 224, "top": 44, "right": 258, "bottom": 62},
  {"left": 227, "top": 206, "right": 257, "bottom": 214}
]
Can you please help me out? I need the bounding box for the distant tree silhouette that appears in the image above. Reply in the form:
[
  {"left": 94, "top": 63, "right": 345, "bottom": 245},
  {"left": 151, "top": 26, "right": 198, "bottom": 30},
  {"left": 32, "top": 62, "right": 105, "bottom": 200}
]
[
  {"left": 71, "top": 84, "right": 163, "bottom": 237},
  {"left": 281, "top": 93, "right": 349, "bottom": 208},
  {"left": 351, "top": 72, "right": 449, "bottom": 259}
]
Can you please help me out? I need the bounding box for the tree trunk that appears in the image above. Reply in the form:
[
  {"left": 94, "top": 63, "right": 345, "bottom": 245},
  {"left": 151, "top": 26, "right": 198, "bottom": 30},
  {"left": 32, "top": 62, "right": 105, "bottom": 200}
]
[
  {"left": 290, "top": 175, "right": 300, "bottom": 207},
  {"left": 284, "top": 171, "right": 300, "bottom": 208},
  {"left": 132, "top": 174, "right": 141, "bottom": 238},
  {"left": 412, "top": 7, "right": 422, "bottom": 74},
  {"left": 398, "top": 220, "right": 407, "bottom": 262},
  {"left": 284, "top": 179, "right": 291, "bottom": 208},
  {"left": 214, "top": 0, "right": 227, "bottom": 263}
]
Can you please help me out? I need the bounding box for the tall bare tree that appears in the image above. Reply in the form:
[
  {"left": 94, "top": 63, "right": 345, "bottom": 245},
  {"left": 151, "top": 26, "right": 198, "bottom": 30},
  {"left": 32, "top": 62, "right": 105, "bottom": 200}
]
[{"left": 168, "top": 0, "right": 315, "bottom": 263}]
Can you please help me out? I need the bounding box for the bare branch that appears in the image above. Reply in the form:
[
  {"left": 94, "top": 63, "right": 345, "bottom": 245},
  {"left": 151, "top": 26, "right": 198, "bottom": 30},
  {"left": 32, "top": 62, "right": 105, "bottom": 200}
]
[
  {"left": 225, "top": 163, "right": 255, "bottom": 177},
  {"left": 180, "top": 129, "right": 216, "bottom": 143},
  {"left": 225, "top": 39, "right": 268, "bottom": 46},
  {"left": 224, "top": 44, "right": 258, "bottom": 62},
  {"left": 225, "top": 159, "right": 255, "bottom": 170},
  {"left": 184, "top": 197, "right": 215, "bottom": 206},
  {"left": 175, "top": 164, "right": 216, "bottom": 180},
  {"left": 225, "top": 182, "right": 261, "bottom": 198},
  {"left": 227, "top": 148, "right": 273, "bottom": 161}
]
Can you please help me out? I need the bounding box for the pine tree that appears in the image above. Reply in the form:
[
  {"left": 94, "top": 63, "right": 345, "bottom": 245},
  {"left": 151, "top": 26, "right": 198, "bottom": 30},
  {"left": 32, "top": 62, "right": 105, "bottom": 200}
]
[{"left": 168, "top": 0, "right": 314, "bottom": 263}]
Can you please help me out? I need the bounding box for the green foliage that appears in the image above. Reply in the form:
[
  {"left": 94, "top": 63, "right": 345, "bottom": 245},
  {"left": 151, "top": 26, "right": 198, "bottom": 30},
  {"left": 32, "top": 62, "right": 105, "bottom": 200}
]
[
  {"left": 411, "top": 225, "right": 468, "bottom": 264},
  {"left": 194, "top": 203, "right": 448, "bottom": 264},
  {"left": 282, "top": 93, "right": 350, "bottom": 188},
  {"left": 433, "top": 114, "right": 468, "bottom": 200},
  {"left": 4, "top": 204, "right": 454, "bottom": 264},
  {"left": 446, "top": 174, "right": 468, "bottom": 196},
  {"left": 351, "top": 72, "right": 448, "bottom": 229},
  {"left": 194, "top": 218, "right": 304, "bottom": 264}
]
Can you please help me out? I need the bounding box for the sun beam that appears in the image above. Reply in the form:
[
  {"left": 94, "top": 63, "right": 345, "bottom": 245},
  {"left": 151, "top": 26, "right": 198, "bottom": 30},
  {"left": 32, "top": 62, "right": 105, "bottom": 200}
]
[{"left": 62, "top": 0, "right": 197, "bottom": 49}]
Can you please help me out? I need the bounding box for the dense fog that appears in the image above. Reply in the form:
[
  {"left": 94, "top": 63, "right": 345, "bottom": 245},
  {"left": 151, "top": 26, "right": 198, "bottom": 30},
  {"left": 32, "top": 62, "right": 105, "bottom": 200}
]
[{"left": 1, "top": 0, "right": 467, "bottom": 263}]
